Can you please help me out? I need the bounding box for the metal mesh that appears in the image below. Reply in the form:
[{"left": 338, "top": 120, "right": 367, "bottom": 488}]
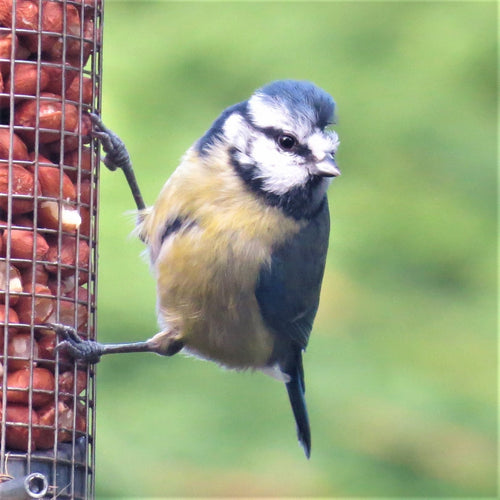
[{"left": 0, "top": 1, "right": 102, "bottom": 498}]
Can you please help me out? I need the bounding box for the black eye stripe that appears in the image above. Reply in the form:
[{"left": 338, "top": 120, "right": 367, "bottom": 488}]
[
  {"left": 293, "top": 143, "right": 312, "bottom": 158},
  {"left": 247, "top": 122, "right": 312, "bottom": 158}
]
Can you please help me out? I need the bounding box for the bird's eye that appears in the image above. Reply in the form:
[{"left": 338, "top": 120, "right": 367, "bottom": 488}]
[{"left": 278, "top": 134, "right": 297, "bottom": 151}]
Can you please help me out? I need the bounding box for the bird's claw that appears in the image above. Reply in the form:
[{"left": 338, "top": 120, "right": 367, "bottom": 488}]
[
  {"left": 48, "top": 322, "right": 102, "bottom": 364},
  {"left": 89, "top": 113, "right": 132, "bottom": 173}
]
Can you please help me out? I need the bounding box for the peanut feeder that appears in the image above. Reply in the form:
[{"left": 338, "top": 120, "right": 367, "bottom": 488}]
[{"left": 0, "top": 1, "right": 102, "bottom": 498}]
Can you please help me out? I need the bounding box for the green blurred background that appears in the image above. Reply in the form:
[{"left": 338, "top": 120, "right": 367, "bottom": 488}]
[{"left": 93, "top": 1, "right": 497, "bottom": 498}]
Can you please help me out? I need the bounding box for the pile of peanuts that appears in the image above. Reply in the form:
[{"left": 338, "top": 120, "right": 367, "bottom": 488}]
[{"left": 0, "top": 0, "right": 99, "bottom": 452}]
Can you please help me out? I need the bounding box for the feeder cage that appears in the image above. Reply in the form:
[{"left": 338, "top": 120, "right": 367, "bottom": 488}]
[{"left": 0, "top": 0, "right": 102, "bottom": 498}]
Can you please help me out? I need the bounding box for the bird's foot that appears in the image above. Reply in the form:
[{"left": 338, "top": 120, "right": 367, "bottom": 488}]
[
  {"left": 89, "top": 113, "right": 146, "bottom": 211},
  {"left": 89, "top": 113, "right": 132, "bottom": 173},
  {"left": 49, "top": 323, "right": 102, "bottom": 364}
]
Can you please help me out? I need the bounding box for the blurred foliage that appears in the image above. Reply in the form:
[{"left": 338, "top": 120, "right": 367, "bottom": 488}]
[{"left": 94, "top": 1, "right": 497, "bottom": 498}]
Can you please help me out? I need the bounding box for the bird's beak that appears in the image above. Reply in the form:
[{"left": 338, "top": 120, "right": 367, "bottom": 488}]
[{"left": 311, "top": 155, "right": 341, "bottom": 178}]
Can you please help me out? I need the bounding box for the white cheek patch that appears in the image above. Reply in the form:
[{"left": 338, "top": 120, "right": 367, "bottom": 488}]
[{"left": 250, "top": 135, "right": 309, "bottom": 195}]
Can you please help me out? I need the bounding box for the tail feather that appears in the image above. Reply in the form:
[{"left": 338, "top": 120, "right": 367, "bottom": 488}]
[{"left": 285, "top": 355, "right": 311, "bottom": 458}]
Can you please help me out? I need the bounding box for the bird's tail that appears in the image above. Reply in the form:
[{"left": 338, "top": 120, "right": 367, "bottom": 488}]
[{"left": 285, "top": 353, "right": 311, "bottom": 458}]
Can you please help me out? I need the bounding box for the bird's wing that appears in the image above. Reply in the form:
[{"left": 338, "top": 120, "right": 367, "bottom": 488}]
[
  {"left": 255, "top": 198, "right": 330, "bottom": 352},
  {"left": 255, "top": 197, "right": 329, "bottom": 458}
]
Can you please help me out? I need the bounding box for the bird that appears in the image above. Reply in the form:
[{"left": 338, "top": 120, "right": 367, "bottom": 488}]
[{"left": 53, "top": 79, "right": 341, "bottom": 458}]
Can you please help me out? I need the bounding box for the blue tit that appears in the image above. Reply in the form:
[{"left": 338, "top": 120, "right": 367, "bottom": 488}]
[{"left": 54, "top": 80, "right": 341, "bottom": 458}]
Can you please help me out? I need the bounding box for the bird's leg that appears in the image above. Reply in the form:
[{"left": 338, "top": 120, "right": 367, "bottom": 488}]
[
  {"left": 89, "top": 113, "right": 146, "bottom": 211},
  {"left": 49, "top": 323, "right": 184, "bottom": 364}
]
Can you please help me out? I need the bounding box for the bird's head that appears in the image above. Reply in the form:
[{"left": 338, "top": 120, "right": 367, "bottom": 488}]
[{"left": 197, "top": 80, "right": 340, "bottom": 219}]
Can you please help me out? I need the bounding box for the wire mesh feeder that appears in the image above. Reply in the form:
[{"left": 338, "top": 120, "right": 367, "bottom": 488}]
[{"left": 0, "top": 1, "right": 102, "bottom": 498}]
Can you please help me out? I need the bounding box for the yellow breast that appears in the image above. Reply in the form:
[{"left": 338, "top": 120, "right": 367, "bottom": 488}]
[{"left": 138, "top": 148, "right": 303, "bottom": 368}]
